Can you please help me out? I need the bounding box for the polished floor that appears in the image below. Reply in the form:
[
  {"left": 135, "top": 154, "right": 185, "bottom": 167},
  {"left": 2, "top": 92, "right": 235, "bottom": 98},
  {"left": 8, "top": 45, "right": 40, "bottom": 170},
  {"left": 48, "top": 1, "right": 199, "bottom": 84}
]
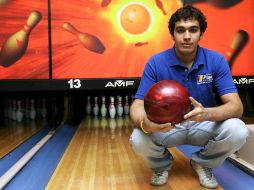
[
  {"left": 2, "top": 116, "right": 254, "bottom": 189},
  {"left": 46, "top": 116, "right": 223, "bottom": 190}
]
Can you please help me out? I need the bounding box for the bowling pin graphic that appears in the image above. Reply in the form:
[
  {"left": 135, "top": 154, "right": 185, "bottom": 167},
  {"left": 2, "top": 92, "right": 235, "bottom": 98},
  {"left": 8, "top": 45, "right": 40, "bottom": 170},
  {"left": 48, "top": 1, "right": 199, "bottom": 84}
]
[
  {"left": 109, "top": 96, "right": 116, "bottom": 119},
  {"left": 0, "top": 0, "right": 10, "bottom": 6},
  {"left": 155, "top": 0, "right": 167, "bottom": 15},
  {"left": 225, "top": 30, "right": 249, "bottom": 68},
  {"left": 208, "top": 0, "right": 243, "bottom": 9},
  {"left": 86, "top": 96, "right": 92, "bottom": 115},
  {"left": 16, "top": 100, "right": 24, "bottom": 122},
  {"left": 62, "top": 22, "right": 105, "bottom": 54},
  {"left": 100, "top": 96, "right": 107, "bottom": 117},
  {"left": 30, "top": 99, "right": 36, "bottom": 120},
  {"left": 135, "top": 42, "right": 149, "bottom": 47},
  {"left": 116, "top": 96, "right": 123, "bottom": 117},
  {"left": 124, "top": 95, "right": 130, "bottom": 115},
  {"left": 184, "top": 0, "right": 242, "bottom": 9},
  {"left": 0, "top": 11, "right": 42, "bottom": 67},
  {"left": 93, "top": 96, "right": 99, "bottom": 116},
  {"left": 101, "top": 0, "right": 111, "bottom": 7}
]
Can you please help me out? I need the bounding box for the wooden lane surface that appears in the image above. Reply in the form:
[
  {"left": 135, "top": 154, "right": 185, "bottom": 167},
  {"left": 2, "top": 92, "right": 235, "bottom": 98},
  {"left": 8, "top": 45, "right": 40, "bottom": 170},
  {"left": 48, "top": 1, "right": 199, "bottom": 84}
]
[
  {"left": 0, "top": 119, "right": 45, "bottom": 159},
  {"left": 46, "top": 116, "right": 223, "bottom": 190}
]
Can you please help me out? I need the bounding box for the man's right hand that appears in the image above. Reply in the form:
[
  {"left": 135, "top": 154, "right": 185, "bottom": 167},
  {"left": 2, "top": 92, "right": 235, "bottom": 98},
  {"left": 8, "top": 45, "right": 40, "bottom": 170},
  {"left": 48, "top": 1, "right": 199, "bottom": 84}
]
[
  {"left": 142, "top": 119, "right": 174, "bottom": 133},
  {"left": 130, "top": 99, "right": 174, "bottom": 134}
]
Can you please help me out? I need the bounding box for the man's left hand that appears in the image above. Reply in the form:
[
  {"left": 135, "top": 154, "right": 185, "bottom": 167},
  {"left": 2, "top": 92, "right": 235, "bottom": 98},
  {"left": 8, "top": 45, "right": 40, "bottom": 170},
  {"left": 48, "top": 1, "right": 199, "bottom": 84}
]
[{"left": 183, "top": 97, "right": 208, "bottom": 122}]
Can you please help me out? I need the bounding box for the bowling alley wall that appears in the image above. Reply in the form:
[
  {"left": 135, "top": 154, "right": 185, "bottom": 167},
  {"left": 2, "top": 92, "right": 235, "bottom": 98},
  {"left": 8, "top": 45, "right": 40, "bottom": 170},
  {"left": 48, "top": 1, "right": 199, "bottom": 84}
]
[{"left": 0, "top": 0, "right": 253, "bottom": 89}]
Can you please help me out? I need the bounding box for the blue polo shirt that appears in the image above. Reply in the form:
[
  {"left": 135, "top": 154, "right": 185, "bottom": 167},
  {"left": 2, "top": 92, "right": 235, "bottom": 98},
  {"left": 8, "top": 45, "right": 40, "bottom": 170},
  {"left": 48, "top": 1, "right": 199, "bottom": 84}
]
[{"left": 135, "top": 46, "right": 237, "bottom": 107}]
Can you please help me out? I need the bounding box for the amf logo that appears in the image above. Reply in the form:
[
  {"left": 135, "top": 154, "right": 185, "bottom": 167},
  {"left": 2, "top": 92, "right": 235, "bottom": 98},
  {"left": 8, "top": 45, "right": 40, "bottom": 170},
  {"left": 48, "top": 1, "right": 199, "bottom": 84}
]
[
  {"left": 233, "top": 78, "right": 254, "bottom": 85},
  {"left": 105, "top": 80, "right": 135, "bottom": 88}
]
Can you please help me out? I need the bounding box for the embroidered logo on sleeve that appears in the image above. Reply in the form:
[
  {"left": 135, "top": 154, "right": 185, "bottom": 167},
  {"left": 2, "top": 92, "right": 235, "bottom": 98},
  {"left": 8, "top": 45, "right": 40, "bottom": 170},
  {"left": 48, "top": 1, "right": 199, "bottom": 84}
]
[{"left": 197, "top": 74, "right": 213, "bottom": 84}]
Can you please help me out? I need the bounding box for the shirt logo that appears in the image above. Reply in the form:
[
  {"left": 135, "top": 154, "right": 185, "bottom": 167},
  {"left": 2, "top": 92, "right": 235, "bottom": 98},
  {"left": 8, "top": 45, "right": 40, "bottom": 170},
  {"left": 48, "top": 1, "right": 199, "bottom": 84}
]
[{"left": 197, "top": 74, "right": 213, "bottom": 84}]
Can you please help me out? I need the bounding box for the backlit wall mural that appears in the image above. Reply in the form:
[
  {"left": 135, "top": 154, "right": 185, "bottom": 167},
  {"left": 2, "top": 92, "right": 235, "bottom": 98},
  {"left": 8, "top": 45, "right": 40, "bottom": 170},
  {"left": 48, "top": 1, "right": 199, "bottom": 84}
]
[{"left": 0, "top": 0, "right": 253, "bottom": 79}]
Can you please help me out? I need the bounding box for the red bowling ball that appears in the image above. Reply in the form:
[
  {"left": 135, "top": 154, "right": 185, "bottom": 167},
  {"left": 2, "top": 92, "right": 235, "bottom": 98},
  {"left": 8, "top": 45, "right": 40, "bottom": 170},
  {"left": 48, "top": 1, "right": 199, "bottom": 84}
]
[{"left": 144, "top": 80, "right": 191, "bottom": 124}]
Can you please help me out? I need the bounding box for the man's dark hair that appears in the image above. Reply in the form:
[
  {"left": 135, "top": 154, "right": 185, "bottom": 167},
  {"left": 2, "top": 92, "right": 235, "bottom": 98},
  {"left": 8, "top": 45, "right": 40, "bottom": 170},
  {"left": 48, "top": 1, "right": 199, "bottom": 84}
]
[{"left": 168, "top": 5, "right": 207, "bottom": 36}]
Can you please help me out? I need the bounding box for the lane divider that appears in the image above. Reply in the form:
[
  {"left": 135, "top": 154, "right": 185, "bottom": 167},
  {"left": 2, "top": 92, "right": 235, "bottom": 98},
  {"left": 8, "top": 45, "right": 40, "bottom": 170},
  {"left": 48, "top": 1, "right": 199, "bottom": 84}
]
[{"left": 0, "top": 130, "right": 55, "bottom": 189}]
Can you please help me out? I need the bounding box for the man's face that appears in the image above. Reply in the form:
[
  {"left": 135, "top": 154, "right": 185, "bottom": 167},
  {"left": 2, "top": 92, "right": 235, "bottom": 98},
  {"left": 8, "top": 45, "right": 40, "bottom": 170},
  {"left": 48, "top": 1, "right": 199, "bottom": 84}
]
[{"left": 171, "top": 19, "right": 202, "bottom": 55}]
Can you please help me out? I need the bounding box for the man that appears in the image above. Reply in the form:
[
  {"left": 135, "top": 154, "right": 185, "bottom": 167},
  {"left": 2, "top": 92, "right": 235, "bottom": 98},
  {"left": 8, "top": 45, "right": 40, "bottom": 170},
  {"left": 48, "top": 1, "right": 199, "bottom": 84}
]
[{"left": 129, "top": 5, "right": 249, "bottom": 189}]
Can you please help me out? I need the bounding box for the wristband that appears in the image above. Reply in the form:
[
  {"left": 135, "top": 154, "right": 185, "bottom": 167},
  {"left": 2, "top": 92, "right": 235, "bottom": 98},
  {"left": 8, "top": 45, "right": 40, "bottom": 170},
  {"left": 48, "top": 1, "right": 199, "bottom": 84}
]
[{"left": 140, "top": 120, "right": 149, "bottom": 134}]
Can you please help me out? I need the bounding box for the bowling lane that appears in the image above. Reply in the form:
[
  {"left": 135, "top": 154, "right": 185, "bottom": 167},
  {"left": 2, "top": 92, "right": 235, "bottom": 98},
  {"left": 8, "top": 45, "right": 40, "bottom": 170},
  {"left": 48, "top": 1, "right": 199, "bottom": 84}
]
[
  {"left": 0, "top": 119, "right": 46, "bottom": 159},
  {"left": 46, "top": 116, "right": 223, "bottom": 190}
]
